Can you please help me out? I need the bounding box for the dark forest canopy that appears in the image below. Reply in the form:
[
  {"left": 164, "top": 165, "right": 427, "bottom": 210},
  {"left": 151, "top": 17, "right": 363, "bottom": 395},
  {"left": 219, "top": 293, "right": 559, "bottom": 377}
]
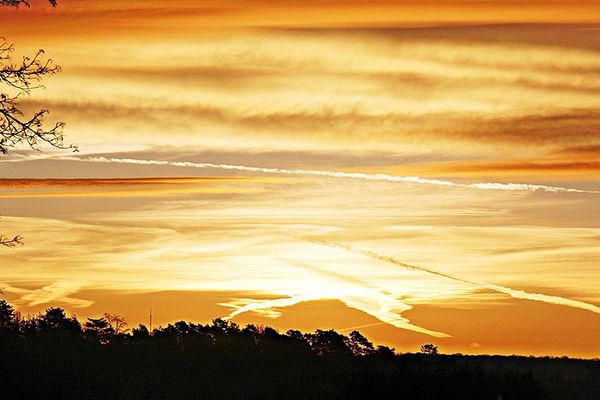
[{"left": 0, "top": 299, "right": 598, "bottom": 400}]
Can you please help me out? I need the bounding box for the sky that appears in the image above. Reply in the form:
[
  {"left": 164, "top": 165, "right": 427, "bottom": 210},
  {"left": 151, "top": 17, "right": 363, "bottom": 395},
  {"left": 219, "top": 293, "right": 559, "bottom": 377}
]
[{"left": 0, "top": 0, "right": 599, "bottom": 358}]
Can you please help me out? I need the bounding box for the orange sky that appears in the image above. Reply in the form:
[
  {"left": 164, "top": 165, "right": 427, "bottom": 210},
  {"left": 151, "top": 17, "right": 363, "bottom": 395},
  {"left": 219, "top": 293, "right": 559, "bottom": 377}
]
[
  {"left": 3, "top": 1, "right": 600, "bottom": 31},
  {"left": 0, "top": 0, "right": 599, "bottom": 358}
]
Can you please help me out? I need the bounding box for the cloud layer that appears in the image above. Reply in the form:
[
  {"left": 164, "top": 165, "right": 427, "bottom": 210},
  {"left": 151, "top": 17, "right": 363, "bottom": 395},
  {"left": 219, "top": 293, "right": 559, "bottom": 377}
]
[
  {"left": 0, "top": 25, "right": 595, "bottom": 187},
  {"left": 0, "top": 4, "right": 599, "bottom": 357}
]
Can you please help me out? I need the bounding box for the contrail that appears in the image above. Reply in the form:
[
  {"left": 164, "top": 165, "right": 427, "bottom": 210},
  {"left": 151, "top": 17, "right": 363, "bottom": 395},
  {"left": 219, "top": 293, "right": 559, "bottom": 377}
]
[
  {"left": 54, "top": 156, "right": 599, "bottom": 194},
  {"left": 318, "top": 241, "right": 600, "bottom": 315},
  {"left": 337, "top": 321, "right": 387, "bottom": 333}
]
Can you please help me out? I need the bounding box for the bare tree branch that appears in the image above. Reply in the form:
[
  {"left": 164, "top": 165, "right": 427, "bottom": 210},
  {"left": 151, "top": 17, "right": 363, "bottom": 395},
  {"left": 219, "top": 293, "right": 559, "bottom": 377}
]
[
  {"left": 0, "top": 37, "right": 76, "bottom": 154},
  {"left": 0, "top": 234, "right": 23, "bottom": 248},
  {"left": 1, "top": 0, "right": 72, "bottom": 247},
  {"left": 0, "top": 41, "right": 60, "bottom": 92},
  {"left": 0, "top": 0, "right": 57, "bottom": 7}
]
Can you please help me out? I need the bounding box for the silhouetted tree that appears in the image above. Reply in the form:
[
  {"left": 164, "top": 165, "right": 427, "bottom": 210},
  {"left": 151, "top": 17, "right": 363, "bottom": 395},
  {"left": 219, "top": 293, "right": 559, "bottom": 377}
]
[
  {"left": 0, "top": 0, "right": 75, "bottom": 247},
  {"left": 131, "top": 324, "right": 150, "bottom": 340},
  {"left": 36, "top": 307, "right": 80, "bottom": 333},
  {"left": 307, "top": 329, "right": 353, "bottom": 356},
  {"left": 348, "top": 330, "right": 375, "bottom": 356},
  {"left": 285, "top": 329, "right": 304, "bottom": 341},
  {"left": 241, "top": 323, "right": 261, "bottom": 340},
  {"left": 210, "top": 317, "right": 240, "bottom": 335},
  {"left": 0, "top": 298, "right": 15, "bottom": 328},
  {"left": 375, "top": 344, "right": 396, "bottom": 357},
  {"left": 83, "top": 313, "right": 128, "bottom": 344},
  {"left": 103, "top": 313, "right": 128, "bottom": 334},
  {"left": 84, "top": 316, "right": 115, "bottom": 344},
  {"left": 420, "top": 343, "right": 439, "bottom": 355}
]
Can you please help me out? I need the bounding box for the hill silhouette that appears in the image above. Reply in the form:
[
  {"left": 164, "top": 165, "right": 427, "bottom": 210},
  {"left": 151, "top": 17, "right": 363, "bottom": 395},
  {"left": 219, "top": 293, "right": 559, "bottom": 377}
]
[{"left": 0, "top": 300, "right": 598, "bottom": 399}]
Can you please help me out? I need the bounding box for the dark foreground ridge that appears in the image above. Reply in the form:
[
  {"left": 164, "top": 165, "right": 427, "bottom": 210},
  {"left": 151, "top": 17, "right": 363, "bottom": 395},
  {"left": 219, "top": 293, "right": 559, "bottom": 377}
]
[{"left": 0, "top": 300, "right": 598, "bottom": 400}]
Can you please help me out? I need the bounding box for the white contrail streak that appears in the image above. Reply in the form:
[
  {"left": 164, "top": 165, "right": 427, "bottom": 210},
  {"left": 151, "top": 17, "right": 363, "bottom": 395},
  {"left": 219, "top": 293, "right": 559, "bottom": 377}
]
[
  {"left": 54, "top": 156, "right": 599, "bottom": 194},
  {"left": 320, "top": 241, "right": 600, "bottom": 315}
]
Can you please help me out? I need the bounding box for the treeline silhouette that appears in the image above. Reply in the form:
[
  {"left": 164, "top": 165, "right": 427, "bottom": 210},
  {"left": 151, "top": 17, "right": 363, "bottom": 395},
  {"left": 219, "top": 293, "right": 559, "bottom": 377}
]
[{"left": 0, "top": 300, "right": 598, "bottom": 400}]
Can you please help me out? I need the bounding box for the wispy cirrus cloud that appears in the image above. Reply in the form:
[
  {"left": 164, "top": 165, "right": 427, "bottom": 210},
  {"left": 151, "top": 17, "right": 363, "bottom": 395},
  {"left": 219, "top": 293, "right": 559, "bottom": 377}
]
[{"left": 3, "top": 283, "right": 94, "bottom": 308}]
